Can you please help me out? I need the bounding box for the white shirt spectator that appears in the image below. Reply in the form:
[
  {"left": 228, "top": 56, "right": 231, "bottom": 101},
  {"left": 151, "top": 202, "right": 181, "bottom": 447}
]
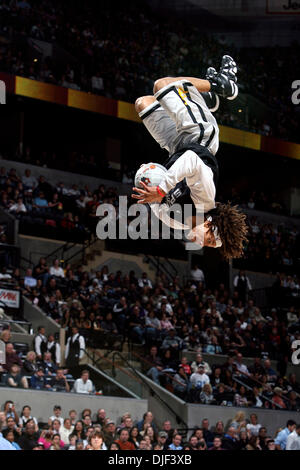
[
  {"left": 189, "top": 370, "right": 210, "bottom": 389},
  {"left": 0, "top": 272, "right": 12, "bottom": 280},
  {"left": 9, "top": 202, "right": 27, "bottom": 213},
  {"left": 190, "top": 267, "right": 205, "bottom": 282},
  {"left": 19, "top": 415, "right": 38, "bottom": 428},
  {"left": 286, "top": 430, "right": 300, "bottom": 450},
  {"left": 24, "top": 275, "right": 37, "bottom": 288},
  {"left": 49, "top": 415, "right": 64, "bottom": 426},
  {"left": 22, "top": 173, "right": 37, "bottom": 189},
  {"left": 50, "top": 266, "right": 65, "bottom": 278},
  {"left": 191, "top": 359, "right": 211, "bottom": 375},
  {"left": 246, "top": 423, "right": 262, "bottom": 436},
  {"left": 234, "top": 361, "right": 249, "bottom": 376},
  {"left": 60, "top": 425, "right": 74, "bottom": 445},
  {"left": 73, "top": 378, "right": 94, "bottom": 394},
  {"left": 91, "top": 75, "right": 104, "bottom": 92}
]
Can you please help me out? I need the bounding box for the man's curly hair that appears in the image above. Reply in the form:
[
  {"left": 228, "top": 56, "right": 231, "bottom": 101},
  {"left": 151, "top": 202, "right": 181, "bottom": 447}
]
[{"left": 207, "top": 202, "right": 248, "bottom": 260}]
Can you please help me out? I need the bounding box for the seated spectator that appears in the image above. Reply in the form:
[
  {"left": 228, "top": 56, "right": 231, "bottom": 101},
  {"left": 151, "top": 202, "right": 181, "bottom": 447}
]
[
  {"left": 38, "top": 430, "right": 55, "bottom": 450},
  {"left": 129, "top": 426, "right": 141, "bottom": 449},
  {"left": 3, "top": 429, "right": 22, "bottom": 450},
  {"left": 209, "top": 436, "right": 225, "bottom": 451},
  {"left": 137, "top": 412, "right": 157, "bottom": 434},
  {"left": 222, "top": 427, "right": 239, "bottom": 451},
  {"left": 172, "top": 366, "right": 189, "bottom": 400},
  {"left": 6, "top": 364, "right": 29, "bottom": 389},
  {"left": 88, "top": 430, "right": 107, "bottom": 450},
  {"left": 234, "top": 353, "right": 250, "bottom": 376},
  {"left": 190, "top": 265, "right": 205, "bottom": 283},
  {"left": 246, "top": 435, "right": 262, "bottom": 450},
  {"left": 19, "top": 406, "right": 39, "bottom": 432},
  {"left": 214, "top": 383, "right": 232, "bottom": 406},
  {"left": 91, "top": 72, "right": 104, "bottom": 95},
  {"left": 33, "top": 192, "right": 48, "bottom": 211},
  {"left": 49, "top": 368, "right": 70, "bottom": 393},
  {"left": 246, "top": 413, "right": 262, "bottom": 436},
  {"left": 200, "top": 383, "right": 215, "bottom": 405},
  {"left": 9, "top": 197, "right": 27, "bottom": 214},
  {"left": 230, "top": 411, "right": 247, "bottom": 432},
  {"left": 189, "top": 365, "right": 210, "bottom": 401},
  {"left": 234, "top": 386, "right": 250, "bottom": 407},
  {"left": 40, "top": 351, "right": 57, "bottom": 376},
  {"left": 49, "top": 433, "right": 65, "bottom": 450},
  {"left": 190, "top": 353, "right": 212, "bottom": 375},
  {"left": 18, "top": 422, "right": 40, "bottom": 450},
  {"left": 2, "top": 416, "right": 22, "bottom": 441},
  {"left": 168, "top": 433, "right": 183, "bottom": 450},
  {"left": 59, "top": 418, "right": 74, "bottom": 445},
  {"left": 23, "top": 351, "right": 39, "bottom": 376},
  {"left": 49, "top": 259, "right": 65, "bottom": 278},
  {"left": 3, "top": 401, "right": 19, "bottom": 423},
  {"left": 272, "top": 387, "right": 287, "bottom": 409},
  {"left": 114, "top": 429, "right": 136, "bottom": 450},
  {"left": 69, "top": 420, "right": 87, "bottom": 445},
  {"left": 128, "top": 305, "right": 146, "bottom": 345},
  {"left": 73, "top": 370, "right": 94, "bottom": 394},
  {"left": 3, "top": 343, "right": 23, "bottom": 372},
  {"left": 30, "top": 367, "right": 51, "bottom": 390},
  {"left": 22, "top": 169, "right": 37, "bottom": 191},
  {"left": 161, "top": 329, "right": 182, "bottom": 355},
  {"left": 24, "top": 269, "right": 37, "bottom": 290},
  {"left": 103, "top": 420, "right": 117, "bottom": 448}
]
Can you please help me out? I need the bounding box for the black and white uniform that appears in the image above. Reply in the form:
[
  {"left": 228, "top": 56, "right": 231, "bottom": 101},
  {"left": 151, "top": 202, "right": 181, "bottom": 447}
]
[{"left": 139, "top": 80, "right": 220, "bottom": 229}]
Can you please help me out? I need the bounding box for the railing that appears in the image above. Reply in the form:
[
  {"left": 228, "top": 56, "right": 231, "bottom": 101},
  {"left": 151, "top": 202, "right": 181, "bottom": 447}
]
[
  {"left": 111, "top": 350, "right": 188, "bottom": 427},
  {"left": 44, "top": 241, "right": 79, "bottom": 265},
  {"left": 0, "top": 318, "right": 32, "bottom": 334},
  {"left": 144, "top": 254, "right": 178, "bottom": 282},
  {"left": 232, "top": 368, "right": 296, "bottom": 410},
  {"left": 63, "top": 236, "right": 100, "bottom": 267},
  {"left": 84, "top": 346, "right": 187, "bottom": 427},
  {"left": 0, "top": 243, "right": 20, "bottom": 268},
  {"left": 0, "top": 207, "right": 18, "bottom": 245},
  {"left": 232, "top": 375, "right": 284, "bottom": 410}
]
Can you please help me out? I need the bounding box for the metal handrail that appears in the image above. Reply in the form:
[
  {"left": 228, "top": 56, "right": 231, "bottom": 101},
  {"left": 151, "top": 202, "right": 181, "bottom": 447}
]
[
  {"left": 144, "top": 254, "right": 178, "bottom": 282},
  {"left": 232, "top": 374, "right": 284, "bottom": 410},
  {"left": 0, "top": 319, "right": 32, "bottom": 334},
  {"left": 110, "top": 350, "right": 188, "bottom": 427},
  {"left": 130, "top": 350, "right": 190, "bottom": 391},
  {"left": 44, "top": 241, "right": 77, "bottom": 264},
  {"left": 232, "top": 368, "right": 294, "bottom": 408},
  {"left": 63, "top": 236, "right": 99, "bottom": 266}
]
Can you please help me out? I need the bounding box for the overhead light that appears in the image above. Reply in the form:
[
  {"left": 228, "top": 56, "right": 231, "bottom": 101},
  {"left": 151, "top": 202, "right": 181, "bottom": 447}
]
[
  {"left": 238, "top": 109, "right": 242, "bottom": 113},
  {"left": 33, "top": 58, "right": 38, "bottom": 63}
]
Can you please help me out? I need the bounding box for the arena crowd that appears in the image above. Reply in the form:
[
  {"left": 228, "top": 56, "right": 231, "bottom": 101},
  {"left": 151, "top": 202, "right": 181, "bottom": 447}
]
[
  {"left": 0, "top": 400, "right": 299, "bottom": 450},
  {"left": 0, "top": 0, "right": 299, "bottom": 143}
]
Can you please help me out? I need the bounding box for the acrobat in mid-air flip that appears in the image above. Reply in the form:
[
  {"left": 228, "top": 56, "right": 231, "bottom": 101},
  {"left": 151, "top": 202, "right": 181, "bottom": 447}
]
[{"left": 132, "top": 55, "right": 248, "bottom": 259}]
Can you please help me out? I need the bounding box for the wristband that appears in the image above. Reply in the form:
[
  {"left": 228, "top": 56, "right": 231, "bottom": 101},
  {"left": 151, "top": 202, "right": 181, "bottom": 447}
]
[{"left": 156, "top": 186, "right": 165, "bottom": 198}]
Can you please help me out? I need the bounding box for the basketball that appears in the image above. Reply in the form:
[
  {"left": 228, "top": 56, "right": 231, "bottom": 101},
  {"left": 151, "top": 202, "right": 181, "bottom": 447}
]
[{"left": 134, "top": 163, "right": 167, "bottom": 189}]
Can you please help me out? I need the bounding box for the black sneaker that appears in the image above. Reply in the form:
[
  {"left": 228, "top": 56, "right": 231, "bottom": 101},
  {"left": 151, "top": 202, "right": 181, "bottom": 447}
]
[{"left": 206, "top": 55, "right": 238, "bottom": 100}]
